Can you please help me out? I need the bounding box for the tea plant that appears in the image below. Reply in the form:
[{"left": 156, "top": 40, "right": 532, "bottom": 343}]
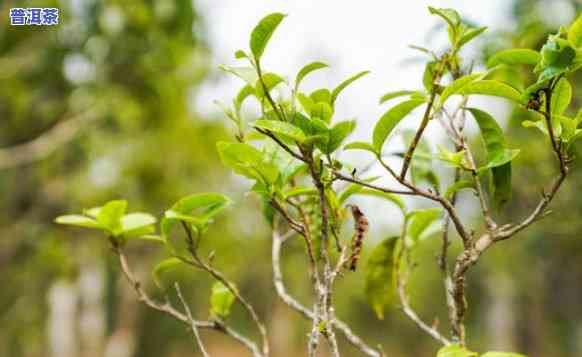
[{"left": 56, "top": 7, "right": 582, "bottom": 357}]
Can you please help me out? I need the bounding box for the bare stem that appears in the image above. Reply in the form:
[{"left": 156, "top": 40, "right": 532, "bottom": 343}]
[
  {"left": 175, "top": 283, "right": 210, "bottom": 357},
  {"left": 115, "top": 247, "right": 263, "bottom": 357}
]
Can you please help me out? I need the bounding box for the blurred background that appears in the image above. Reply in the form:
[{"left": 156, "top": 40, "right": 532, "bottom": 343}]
[{"left": 1, "top": 0, "right": 582, "bottom": 356}]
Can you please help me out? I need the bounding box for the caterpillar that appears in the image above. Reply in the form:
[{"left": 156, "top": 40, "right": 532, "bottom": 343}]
[{"left": 348, "top": 204, "right": 369, "bottom": 271}]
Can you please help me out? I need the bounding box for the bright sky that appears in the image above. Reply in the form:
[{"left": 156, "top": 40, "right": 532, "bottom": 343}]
[{"left": 195, "top": 0, "right": 514, "bottom": 125}]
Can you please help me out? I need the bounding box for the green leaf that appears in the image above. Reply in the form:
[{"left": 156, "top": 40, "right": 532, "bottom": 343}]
[
  {"left": 344, "top": 141, "right": 377, "bottom": 154},
  {"left": 407, "top": 208, "right": 441, "bottom": 243},
  {"left": 331, "top": 71, "right": 370, "bottom": 105},
  {"left": 55, "top": 215, "right": 103, "bottom": 229},
  {"left": 219, "top": 65, "right": 258, "bottom": 86},
  {"left": 97, "top": 200, "right": 127, "bottom": 236},
  {"left": 436, "top": 344, "right": 478, "bottom": 357},
  {"left": 380, "top": 90, "right": 422, "bottom": 104},
  {"left": 153, "top": 257, "right": 183, "bottom": 288},
  {"left": 128, "top": 234, "right": 166, "bottom": 245},
  {"left": 436, "top": 145, "right": 466, "bottom": 168},
  {"left": 171, "top": 193, "right": 232, "bottom": 217},
  {"left": 217, "top": 141, "right": 280, "bottom": 183},
  {"left": 326, "top": 120, "right": 356, "bottom": 153},
  {"left": 210, "top": 282, "right": 236, "bottom": 317},
  {"left": 297, "top": 93, "right": 314, "bottom": 113},
  {"left": 365, "top": 237, "right": 398, "bottom": 319},
  {"left": 458, "top": 80, "right": 522, "bottom": 103},
  {"left": 255, "top": 72, "right": 286, "bottom": 98},
  {"left": 310, "top": 102, "right": 334, "bottom": 123},
  {"left": 568, "top": 15, "right": 582, "bottom": 48},
  {"left": 234, "top": 49, "right": 249, "bottom": 60},
  {"left": 250, "top": 13, "right": 286, "bottom": 62},
  {"left": 428, "top": 7, "right": 460, "bottom": 30},
  {"left": 161, "top": 193, "right": 232, "bottom": 240},
  {"left": 478, "top": 149, "right": 520, "bottom": 171},
  {"left": 296, "top": 61, "right": 329, "bottom": 89},
  {"left": 487, "top": 49, "right": 541, "bottom": 68},
  {"left": 310, "top": 88, "right": 332, "bottom": 104},
  {"left": 551, "top": 77, "right": 572, "bottom": 116},
  {"left": 235, "top": 85, "right": 256, "bottom": 112},
  {"left": 438, "top": 73, "right": 483, "bottom": 108},
  {"left": 538, "top": 65, "right": 568, "bottom": 83},
  {"left": 457, "top": 26, "right": 487, "bottom": 48},
  {"left": 468, "top": 108, "right": 515, "bottom": 207},
  {"left": 423, "top": 61, "right": 437, "bottom": 91},
  {"left": 283, "top": 187, "right": 318, "bottom": 200},
  {"left": 120, "top": 213, "right": 157, "bottom": 237},
  {"left": 444, "top": 180, "right": 475, "bottom": 200},
  {"left": 252, "top": 119, "right": 307, "bottom": 142},
  {"left": 481, "top": 352, "right": 527, "bottom": 357},
  {"left": 373, "top": 99, "right": 426, "bottom": 152}
]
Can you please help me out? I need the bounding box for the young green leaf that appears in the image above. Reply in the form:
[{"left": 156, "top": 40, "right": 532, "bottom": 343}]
[
  {"left": 481, "top": 352, "right": 527, "bottom": 357},
  {"left": 295, "top": 61, "right": 329, "bottom": 90},
  {"left": 250, "top": 13, "right": 286, "bottom": 62},
  {"left": 373, "top": 99, "right": 426, "bottom": 152},
  {"left": 551, "top": 77, "right": 572, "bottom": 116},
  {"left": 97, "top": 200, "right": 127, "bottom": 236},
  {"left": 458, "top": 80, "right": 522, "bottom": 103},
  {"left": 252, "top": 119, "right": 307, "bottom": 142},
  {"left": 120, "top": 213, "right": 157, "bottom": 237},
  {"left": 468, "top": 108, "right": 515, "bottom": 207},
  {"left": 428, "top": 7, "right": 460, "bottom": 30},
  {"left": 436, "top": 344, "right": 478, "bottom": 357},
  {"left": 55, "top": 215, "right": 103, "bottom": 229},
  {"left": 436, "top": 145, "right": 466, "bottom": 168},
  {"left": 310, "top": 88, "right": 332, "bottom": 104},
  {"left": 331, "top": 71, "right": 370, "bottom": 105},
  {"left": 365, "top": 237, "right": 398, "bottom": 319},
  {"left": 568, "top": 14, "right": 582, "bottom": 48},
  {"left": 457, "top": 26, "right": 487, "bottom": 48},
  {"left": 438, "top": 73, "right": 483, "bottom": 108},
  {"left": 235, "top": 85, "right": 256, "bottom": 112},
  {"left": 218, "top": 65, "right": 258, "bottom": 86},
  {"left": 210, "top": 282, "right": 236, "bottom": 317},
  {"left": 344, "top": 141, "right": 377, "bottom": 154},
  {"left": 153, "top": 257, "right": 184, "bottom": 288},
  {"left": 486, "top": 49, "right": 541, "bottom": 68},
  {"left": 379, "top": 90, "right": 421, "bottom": 104},
  {"left": 283, "top": 187, "right": 318, "bottom": 200},
  {"left": 217, "top": 141, "right": 280, "bottom": 183},
  {"left": 407, "top": 208, "right": 441, "bottom": 243},
  {"left": 444, "top": 180, "right": 475, "bottom": 200},
  {"left": 235, "top": 49, "right": 249, "bottom": 60},
  {"left": 310, "top": 102, "right": 334, "bottom": 123},
  {"left": 254, "top": 72, "right": 286, "bottom": 98},
  {"left": 325, "top": 120, "right": 356, "bottom": 153},
  {"left": 171, "top": 193, "right": 232, "bottom": 217}
]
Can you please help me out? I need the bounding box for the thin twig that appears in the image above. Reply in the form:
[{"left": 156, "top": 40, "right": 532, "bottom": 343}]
[
  {"left": 175, "top": 283, "right": 210, "bottom": 357},
  {"left": 271, "top": 229, "right": 382, "bottom": 357},
  {"left": 395, "top": 219, "right": 451, "bottom": 345},
  {"left": 114, "top": 247, "right": 263, "bottom": 357}
]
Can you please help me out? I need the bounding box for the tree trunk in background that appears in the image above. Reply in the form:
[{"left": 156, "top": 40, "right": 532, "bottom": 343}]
[
  {"left": 79, "top": 260, "right": 106, "bottom": 357},
  {"left": 104, "top": 261, "right": 140, "bottom": 357},
  {"left": 485, "top": 273, "right": 516, "bottom": 350},
  {"left": 48, "top": 279, "right": 78, "bottom": 357}
]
